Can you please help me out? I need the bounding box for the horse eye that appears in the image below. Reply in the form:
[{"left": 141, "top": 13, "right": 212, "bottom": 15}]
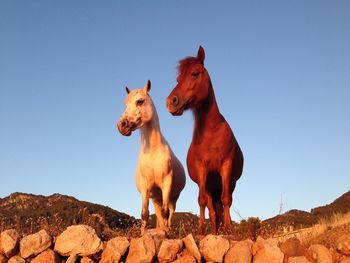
[
  {"left": 136, "top": 99, "right": 145, "bottom": 106},
  {"left": 191, "top": 72, "right": 200, "bottom": 78}
]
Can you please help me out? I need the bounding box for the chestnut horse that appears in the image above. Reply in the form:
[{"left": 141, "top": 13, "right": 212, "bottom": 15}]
[
  {"left": 166, "top": 46, "right": 243, "bottom": 234},
  {"left": 118, "top": 80, "right": 186, "bottom": 234}
]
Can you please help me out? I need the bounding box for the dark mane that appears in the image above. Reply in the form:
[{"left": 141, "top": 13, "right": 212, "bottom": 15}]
[{"left": 177, "top": 56, "right": 198, "bottom": 76}]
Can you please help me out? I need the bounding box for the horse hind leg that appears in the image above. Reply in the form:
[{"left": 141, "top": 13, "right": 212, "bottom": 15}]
[
  {"left": 214, "top": 198, "right": 223, "bottom": 231},
  {"left": 222, "top": 182, "right": 235, "bottom": 230}
]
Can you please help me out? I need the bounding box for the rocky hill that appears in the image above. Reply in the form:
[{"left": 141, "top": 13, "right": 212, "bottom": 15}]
[
  {"left": 260, "top": 191, "right": 350, "bottom": 237},
  {"left": 0, "top": 193, "right": 137, "bottom": 239},
  {"left": 311, "top": 190, "right": 350, "bottom": 217}
]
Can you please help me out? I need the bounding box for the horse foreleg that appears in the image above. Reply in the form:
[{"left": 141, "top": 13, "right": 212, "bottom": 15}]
[
  {"left": 198, "top": 181, "right": 207, "bottom": 235},
  {"left": 168, "top": 194, "right": 179, "bottom": 228},
  {"left": 151, "top": 198, "right": 163, "bottom": 228},
  {"left": 161, "top": 178, "right": 171, "bottom": 227},
  {"left": 220, "top": 161, "right": 234, "bottom": 230},
  {"left": 206, "top": 192, "right": 218, "bottom": 234},
  {"left": 140, "top": 190, "right": 150, "bottom": 235}
]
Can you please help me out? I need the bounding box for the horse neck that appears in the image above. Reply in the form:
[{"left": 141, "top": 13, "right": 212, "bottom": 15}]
[
  {"left": 140, "top": 106, "right": 164, "bottom": 151},
  {"left": 193, "top": 80, "right": 221, "bottom": 140}
]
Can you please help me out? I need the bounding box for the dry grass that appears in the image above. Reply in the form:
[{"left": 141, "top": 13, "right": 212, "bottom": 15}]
[
  {"left": 300, "top": 212, "right": 350, "bottom": 249},
  {"left": 317, "top": 212, "right": 350, "bottom": 230}
]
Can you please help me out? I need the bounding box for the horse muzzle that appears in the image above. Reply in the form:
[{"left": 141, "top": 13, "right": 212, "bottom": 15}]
[
  {"left": 166, "top": 95, "right": 185, "bottom": 116},
  {"left": 117, "top": 119, "right": 133, "bottom": 136}
]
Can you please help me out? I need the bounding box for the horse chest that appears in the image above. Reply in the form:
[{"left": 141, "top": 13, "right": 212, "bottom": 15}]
[
  {"left": 137, "top": 147, "right": 171, "bottom": 184},
  {"left": 189, "top": 132, "right": 234, "bottom": 174}
]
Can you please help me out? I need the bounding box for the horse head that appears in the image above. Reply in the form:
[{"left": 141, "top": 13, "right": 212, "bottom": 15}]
[
  {"left": 117, "top": 80, "right": 154, "bottom": 136},
  {"left": 166, "top": 46, "right": 212, "bottom": 115}
]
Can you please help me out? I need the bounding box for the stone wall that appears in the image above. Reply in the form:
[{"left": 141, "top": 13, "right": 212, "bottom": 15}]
[{"left": 0, "top": 224, "right": 349, "bottom": 263}]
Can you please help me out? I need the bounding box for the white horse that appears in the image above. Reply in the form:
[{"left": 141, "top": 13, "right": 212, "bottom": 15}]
[{"left": 117, "top": 80, "right": 186, "bottom": 233}]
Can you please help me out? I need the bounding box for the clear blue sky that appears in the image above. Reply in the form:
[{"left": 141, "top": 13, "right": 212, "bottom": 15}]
[{"left": 1, "top": 1, "right": 349, "bottom": 221}]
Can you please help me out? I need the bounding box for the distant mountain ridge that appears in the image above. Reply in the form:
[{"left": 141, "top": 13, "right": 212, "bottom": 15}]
[
  {"left": 0, "top": 190, "right": 349, "bottom": 240},
  {"left": 0, "top": 192, "right": 136, "bottom": 239}
]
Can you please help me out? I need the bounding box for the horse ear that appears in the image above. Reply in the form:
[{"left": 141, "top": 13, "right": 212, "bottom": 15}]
[
  {"left": 125, "top": 86, "right": 130, "bottom": 94},
  {"left": 144, "top": 80, "right": 151, "bottom": 93},
  {"left": 197, "top": 46, "right": 205, "bottom": 64}
]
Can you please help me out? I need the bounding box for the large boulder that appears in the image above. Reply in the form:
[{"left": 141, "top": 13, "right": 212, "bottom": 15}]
[
  {"left": 252, "top": 236, "right": 284, "bottom": 263},
  {"left": 158, "top": 239, "right": 183, "bottom": 263},
  {"left": 338, "top": 235, "right": 350, "bottom": 257},
  {"left": 0, "top": 230, "right": 20, "bottom": 258},
  {"left": 31, "top": 249, "right": 60, "bottom": 263},
  {"left": 8, "top": 256, "right": 25, "bottom": 263},
  {"left": 308, "top": 245, "right": 332, "bottom": 263},
  {"left": 279, "top": 238, "right": 314, "bottom": 263},
  {"left": 182, "top": 234, "right": 201, "bottom": 263},
  {"left": 199, "top": 235, "right": 229, "bottom": 263},
  {"left": 81, "top": 257, "right": 95, "bottom": 263},
  {"left": 173, "top": 255, "right": 196, "bottom": 263},
  {"left": 126, "top": 235, "right": 156, "bottom": 263},
  {"left": 224, "top": 239, "right": 253, "bottom": 263},
  {"left": 20, "top": 230, "right": 52, "bottom": 259},
  {"left": 54, "top": 225, "right": 103, "bottom": 257},
  {"left": 100, "top": 237, "right": 129, "bottom": 263},
  {"left": 143, "top": 229, "right": 166, "bottom": 254},
  {"left": 287, "top": 256, "right": 311, "bottom": 263}
]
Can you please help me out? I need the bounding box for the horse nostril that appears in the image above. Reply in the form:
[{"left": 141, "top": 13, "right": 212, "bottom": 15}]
[
  {"left": 121, "top": 120, "right": 128, "bottom": 128},
  {"left": 172, "top": 96, "right": 179, "bottom": 106}
]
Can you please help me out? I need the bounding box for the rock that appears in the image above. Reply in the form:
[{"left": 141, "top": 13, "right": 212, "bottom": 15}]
[
  {"left": 199, "top": 234, "right": 229, "bottom": 263},
  {"left": 279, "top": 238, "right": 314, "bottom": 263},
  {"left": 8, "top": 256, "right": 25, "bottom": 263},
  {"left": 20, "top": 230, "right": 52, "bottom": 259},
  {"left": 0, "top": 254, "right": 7, "bottom": 263},
  {"left": 279, "top": 238, "right": 303, "bottom": 257},
  {"left": 81, "top": 257, "right": 95, "bottom": 263},
  {"left": 182, "top": 234, "right": 201, "bottom": 263},
  {"left": 158, "top": 239, "right": 183, "bottom": 263},
  {"left": 143, "top": 228, "right": 166, "bottom": 254},
  {"left": 100, "top": 237, "right": 129, "bottom": 263},
  {"left": 338, "top": 235, "right": 350, "bottom": 256},
  {"left": 266, "top": 238, "right": 279, "bottom": 247},
  {"left": 0, "top": 230, "right": 20, "bottom": 258},
  {"left": 54, "top": 225, "right": 103, "bottom": 257},
  {"left": 126, "top": 235, "right": 156, "bottom": 263},
  {"left": 328, "top": 247, "right": 341, "bottom": 263},
  {"left": 287, "top": 256, "right": 311, "bottom": 263},
  {"left": 252, "top": 236, "right": 284, "bottom": 263},
  {"left": 31, "top": 249, "right": 60, "bottom": 263},
  {"left": 308, "top": 245, "right": 332, "bottom": 263},
  {"left": 66, "top": 254, "right": 78, "bottom": 263},
  {"left": 173, "top": 255, "right": 196, "bottom": 263},
  {"left": 224, "top": 240, "right": 252, "bottom": 263},
  {"left": 341, "top": 257, "right": 350, "bottom": 263}
]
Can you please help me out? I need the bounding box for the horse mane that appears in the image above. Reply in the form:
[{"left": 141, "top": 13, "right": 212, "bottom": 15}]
[
  {"left": 177, "top": 54, "right": 221, "bottom": 141},
  {"left": 177, "top": 56, "right": 198, "bottom": 76}
]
